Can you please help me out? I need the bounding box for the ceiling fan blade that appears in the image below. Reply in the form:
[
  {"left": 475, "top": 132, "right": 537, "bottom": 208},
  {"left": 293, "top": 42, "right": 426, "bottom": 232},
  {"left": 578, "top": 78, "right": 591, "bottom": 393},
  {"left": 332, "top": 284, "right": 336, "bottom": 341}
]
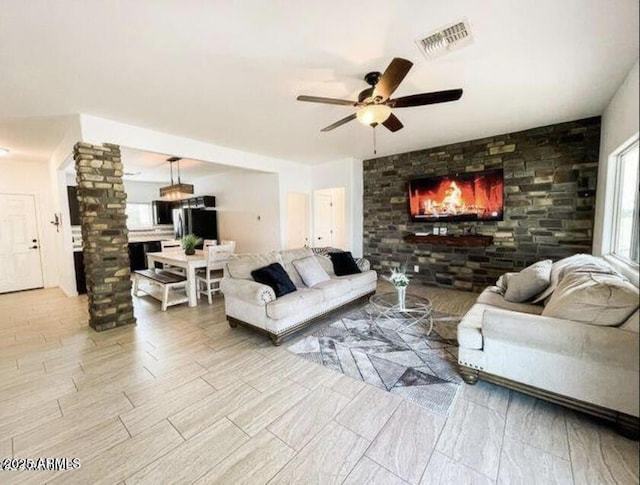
[
  {"left": 390, "top": 89, "right": 463, "bottom": 108},
  {"left": 297, "top": 95, "right": 358, "bottom": 106},
  {"left": 321, "top": 113, "right": 357, "bottom": 132},
  {"left": 382, "top": 113, "right": 403, "bottom": 132},
  {"left": 373, "top": 58, "right": 413, "bottom": 101}
]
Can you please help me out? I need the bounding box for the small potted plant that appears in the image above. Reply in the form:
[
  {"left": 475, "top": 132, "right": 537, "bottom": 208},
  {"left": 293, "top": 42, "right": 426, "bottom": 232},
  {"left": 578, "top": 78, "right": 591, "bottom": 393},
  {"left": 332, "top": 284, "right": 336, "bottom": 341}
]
[{"left": 182, "top": 234, "right": 203, "bottom": 256}]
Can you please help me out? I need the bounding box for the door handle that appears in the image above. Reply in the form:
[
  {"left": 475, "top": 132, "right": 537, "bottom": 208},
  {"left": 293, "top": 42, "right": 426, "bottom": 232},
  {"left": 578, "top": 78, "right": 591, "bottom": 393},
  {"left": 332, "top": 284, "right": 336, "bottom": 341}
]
[{"left": 29, "top": 245, "right": 39, "bottom": 249}]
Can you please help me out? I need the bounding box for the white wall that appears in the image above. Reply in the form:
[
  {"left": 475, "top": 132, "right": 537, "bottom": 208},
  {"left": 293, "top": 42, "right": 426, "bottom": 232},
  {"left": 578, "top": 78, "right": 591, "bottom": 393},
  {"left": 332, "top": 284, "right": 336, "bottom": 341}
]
[
  {"left": 593, "top": 59, "right": 639, "bottom": 285},
  {"left": 593, "top": 59, "right": 639, "bottom": 252},
  {"left": 195, "top": 172, "right": 281, "bottom": 253},
  {"left": 48, "top": 116, "right": 83, "bottom": 296},
  {"left": 310, "top": 157, "right": 364, "bottom": 257},
  {"left": 123, "top": 180, "right": 165, "bottom": 204},
  {"left": 0, "top": 159, "right": 58, "bottom": 288},
  {"left": 79, "top": 115, "right": 311, "bottom": 250}
]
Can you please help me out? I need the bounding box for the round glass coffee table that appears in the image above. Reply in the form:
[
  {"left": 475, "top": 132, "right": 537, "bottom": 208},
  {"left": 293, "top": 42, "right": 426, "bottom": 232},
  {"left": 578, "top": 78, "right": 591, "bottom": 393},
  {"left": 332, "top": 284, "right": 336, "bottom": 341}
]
[{"left": 369, "top": 291, "right": 434, "bottom": 335}]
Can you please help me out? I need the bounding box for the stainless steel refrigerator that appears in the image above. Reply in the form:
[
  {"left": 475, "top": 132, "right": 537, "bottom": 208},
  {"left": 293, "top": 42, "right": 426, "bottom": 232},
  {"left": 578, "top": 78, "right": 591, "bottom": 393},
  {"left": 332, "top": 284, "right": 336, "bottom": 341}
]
[{"left": 173, "top": 208, "right": 218, "bottom": 243}]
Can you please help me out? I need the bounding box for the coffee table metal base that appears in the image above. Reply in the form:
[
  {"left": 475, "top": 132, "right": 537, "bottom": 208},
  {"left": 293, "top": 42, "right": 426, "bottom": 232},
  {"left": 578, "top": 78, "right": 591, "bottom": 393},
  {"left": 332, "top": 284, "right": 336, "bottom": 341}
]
[{"left": 369, "top": 292, "right": 434, "bottom": 336}]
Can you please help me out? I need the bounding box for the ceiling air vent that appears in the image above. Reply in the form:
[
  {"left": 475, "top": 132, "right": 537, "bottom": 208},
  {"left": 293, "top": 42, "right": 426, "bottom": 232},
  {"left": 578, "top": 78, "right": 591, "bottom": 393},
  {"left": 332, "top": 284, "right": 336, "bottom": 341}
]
[{"left": 416, "top": 19, "right": 473, "bottom": 60}]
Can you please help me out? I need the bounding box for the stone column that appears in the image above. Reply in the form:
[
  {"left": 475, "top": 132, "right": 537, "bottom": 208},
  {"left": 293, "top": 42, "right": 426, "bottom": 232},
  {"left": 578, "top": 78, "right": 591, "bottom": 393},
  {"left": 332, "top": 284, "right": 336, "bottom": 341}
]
[{"left": 73, "top": 142, "right": 136, "bottom": 331}]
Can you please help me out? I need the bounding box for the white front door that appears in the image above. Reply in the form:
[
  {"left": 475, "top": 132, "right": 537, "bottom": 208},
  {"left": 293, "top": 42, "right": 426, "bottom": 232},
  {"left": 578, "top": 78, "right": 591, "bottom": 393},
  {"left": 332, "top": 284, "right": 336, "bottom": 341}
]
[
  {"left": 0, "top": 194, "right": 44, "bottom": 293},
  {"left": 313, "top": 192, "right": 334, "bottom": 247},
  {"left": 287, "top": 192, "right": 309, "bottom": 249}
]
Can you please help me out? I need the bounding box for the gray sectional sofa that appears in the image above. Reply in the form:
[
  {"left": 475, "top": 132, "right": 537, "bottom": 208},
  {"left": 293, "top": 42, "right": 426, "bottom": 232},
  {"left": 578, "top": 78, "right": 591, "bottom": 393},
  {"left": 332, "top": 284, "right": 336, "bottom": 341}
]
[
  {"left": 457, "top": 254, "right": 639, "bottom": 437},
  {"left": 220, "top": 248, "right": 377, "bottom": 345}
]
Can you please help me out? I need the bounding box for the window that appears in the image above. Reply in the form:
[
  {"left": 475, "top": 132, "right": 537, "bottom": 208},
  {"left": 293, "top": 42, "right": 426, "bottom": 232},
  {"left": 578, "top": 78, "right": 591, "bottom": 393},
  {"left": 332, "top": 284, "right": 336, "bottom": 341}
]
[
  {"left": 125, "top": 203, "right": 153, "bottom": 229},
  {"left": 611, "top": 138, "right": 639, "bottom": 266}
]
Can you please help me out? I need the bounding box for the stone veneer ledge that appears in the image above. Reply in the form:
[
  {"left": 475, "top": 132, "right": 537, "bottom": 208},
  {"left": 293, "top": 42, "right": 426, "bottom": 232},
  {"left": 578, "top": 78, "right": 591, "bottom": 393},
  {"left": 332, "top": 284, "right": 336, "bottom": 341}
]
[
  {"left": 363, "top": 116, "right": 601, "bottom": 292},
  {"left": 73, "top": 142, "right": 136, "bottom": 330}
]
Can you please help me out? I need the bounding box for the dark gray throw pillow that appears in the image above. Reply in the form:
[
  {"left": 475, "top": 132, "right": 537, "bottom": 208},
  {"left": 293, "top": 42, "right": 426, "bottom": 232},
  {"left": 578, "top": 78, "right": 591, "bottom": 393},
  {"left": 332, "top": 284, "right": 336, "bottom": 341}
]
[
  {"left": 328, "top": 251, "right": 361, "bottom": 276},
  {"left": 251, "top": 262, "right": 297, "bottom": 298}
]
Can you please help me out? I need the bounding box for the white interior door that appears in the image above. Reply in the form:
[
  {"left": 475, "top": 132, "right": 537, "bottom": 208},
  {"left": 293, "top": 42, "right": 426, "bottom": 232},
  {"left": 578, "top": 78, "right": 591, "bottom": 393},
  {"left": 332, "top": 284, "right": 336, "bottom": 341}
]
[
  {"left": 313, "top": 192, "right": 334, "bottom": 247},
  {"left": 287, "top": 192, "right": 309, "bottom": 249},
  {"left": 0, "top": 194, "right": 44, "bottom": 293}
]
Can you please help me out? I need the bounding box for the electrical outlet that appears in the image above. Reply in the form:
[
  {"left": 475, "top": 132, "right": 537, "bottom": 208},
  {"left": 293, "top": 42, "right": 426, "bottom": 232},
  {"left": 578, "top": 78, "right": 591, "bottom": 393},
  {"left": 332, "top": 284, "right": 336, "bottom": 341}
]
[{"left": 414, "top": 265, "right": 419, "bottom": 273}]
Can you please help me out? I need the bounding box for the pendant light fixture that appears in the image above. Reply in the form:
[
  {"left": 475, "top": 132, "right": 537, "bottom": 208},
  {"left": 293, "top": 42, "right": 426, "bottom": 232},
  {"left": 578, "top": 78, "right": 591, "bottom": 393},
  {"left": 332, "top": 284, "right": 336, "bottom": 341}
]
[{"left": 159, "top": 157, "right": 194, "bottom": 200}]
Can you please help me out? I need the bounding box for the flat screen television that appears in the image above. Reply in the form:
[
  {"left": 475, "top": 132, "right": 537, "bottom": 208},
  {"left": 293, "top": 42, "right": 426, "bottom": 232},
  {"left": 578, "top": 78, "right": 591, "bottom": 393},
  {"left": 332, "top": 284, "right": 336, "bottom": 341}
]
[{"left": 408, "top": 168, "right": 504, "bottom": 222}]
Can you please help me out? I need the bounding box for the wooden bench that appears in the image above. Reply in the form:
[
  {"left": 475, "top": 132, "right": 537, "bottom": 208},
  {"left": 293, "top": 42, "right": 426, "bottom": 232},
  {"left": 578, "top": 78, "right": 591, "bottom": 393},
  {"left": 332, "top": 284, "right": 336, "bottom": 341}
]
[{"left": 133, "top": 269, "right": 188, "bottom": 311}]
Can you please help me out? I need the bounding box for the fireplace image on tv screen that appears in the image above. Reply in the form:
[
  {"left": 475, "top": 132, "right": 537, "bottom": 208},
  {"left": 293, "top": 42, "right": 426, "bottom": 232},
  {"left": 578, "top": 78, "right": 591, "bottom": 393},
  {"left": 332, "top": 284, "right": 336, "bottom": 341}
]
[{"left": 408, "top": 169, "right": 504, "bottom": 222}]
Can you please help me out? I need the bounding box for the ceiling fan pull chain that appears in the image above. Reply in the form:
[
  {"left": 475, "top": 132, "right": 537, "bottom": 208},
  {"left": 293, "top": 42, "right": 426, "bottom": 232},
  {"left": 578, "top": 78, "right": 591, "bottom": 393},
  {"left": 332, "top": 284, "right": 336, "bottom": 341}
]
[{"left": 373, "top": 125, "right": 377, "bottom": 155}]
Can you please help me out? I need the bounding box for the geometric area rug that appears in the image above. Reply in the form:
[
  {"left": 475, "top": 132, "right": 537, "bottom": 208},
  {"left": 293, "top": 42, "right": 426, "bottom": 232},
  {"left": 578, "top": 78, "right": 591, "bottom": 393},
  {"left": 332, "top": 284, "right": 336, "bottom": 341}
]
[{"left": 287, "top": 304, "right": 463, "bottom": 415}]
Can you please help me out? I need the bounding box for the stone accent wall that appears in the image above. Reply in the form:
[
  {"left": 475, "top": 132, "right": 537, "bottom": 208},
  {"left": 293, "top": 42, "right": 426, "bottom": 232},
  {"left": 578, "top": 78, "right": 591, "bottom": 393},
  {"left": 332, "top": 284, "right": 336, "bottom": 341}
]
[
  {"left": 363, "top": 117, "right": 601, "bottom": 292},
  {"left": 74, "top": 142, "right": 136, "bottom": 331}
]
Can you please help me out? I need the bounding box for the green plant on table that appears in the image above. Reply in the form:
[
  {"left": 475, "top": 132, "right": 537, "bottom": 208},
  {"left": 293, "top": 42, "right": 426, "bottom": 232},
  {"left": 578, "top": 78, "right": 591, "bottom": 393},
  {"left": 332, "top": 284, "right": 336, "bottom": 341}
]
[{"left": 182, "top": 234, "right": 203, "bottom": 253}]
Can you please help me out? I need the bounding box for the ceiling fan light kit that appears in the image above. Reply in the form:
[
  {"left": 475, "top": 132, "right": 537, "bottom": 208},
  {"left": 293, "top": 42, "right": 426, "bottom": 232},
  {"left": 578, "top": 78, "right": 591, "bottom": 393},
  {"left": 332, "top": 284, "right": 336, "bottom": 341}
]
[
  {"left": 159, "top": 157, "right": 194, "bottom": 200},
  {"left": 356, "top": 104, "right": 391, "bottom": 126}
]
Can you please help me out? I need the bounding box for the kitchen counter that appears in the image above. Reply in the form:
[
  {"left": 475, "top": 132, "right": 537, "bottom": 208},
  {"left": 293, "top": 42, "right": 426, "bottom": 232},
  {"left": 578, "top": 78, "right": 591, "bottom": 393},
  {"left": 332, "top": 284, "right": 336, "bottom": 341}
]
[
  {"left": 72, "top": 226, "right": 177, "bottom": 250},
  {"left": 128, "top": 227, "right": 175, "bottom": 243},
  {"left": 128, "top": 235, "right": 176, "bottom": 243}
]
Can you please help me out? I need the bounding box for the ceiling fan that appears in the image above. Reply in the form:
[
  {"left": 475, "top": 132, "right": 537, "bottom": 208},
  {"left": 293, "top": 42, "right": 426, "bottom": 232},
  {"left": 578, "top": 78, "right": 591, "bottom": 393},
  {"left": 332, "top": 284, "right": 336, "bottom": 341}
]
[{"left": 297, "top": 57, "right": 463, "bottom": 133}]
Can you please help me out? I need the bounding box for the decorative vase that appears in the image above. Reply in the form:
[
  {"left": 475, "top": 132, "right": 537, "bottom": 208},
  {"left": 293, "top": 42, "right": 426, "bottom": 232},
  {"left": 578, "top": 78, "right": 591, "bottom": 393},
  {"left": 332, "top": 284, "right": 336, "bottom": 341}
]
[
  {"left": 185, "top": 248, "right": 195, "bottom": 256},
  {"left": 396, "top": 285, "right": 406, "bottom": 310}
]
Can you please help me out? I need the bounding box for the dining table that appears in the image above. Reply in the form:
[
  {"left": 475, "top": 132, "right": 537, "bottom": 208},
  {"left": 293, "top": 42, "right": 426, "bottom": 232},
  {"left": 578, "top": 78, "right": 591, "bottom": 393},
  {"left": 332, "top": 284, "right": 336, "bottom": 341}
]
[{"left": 145, "top": 250, "right": 208, "bottom": 307}]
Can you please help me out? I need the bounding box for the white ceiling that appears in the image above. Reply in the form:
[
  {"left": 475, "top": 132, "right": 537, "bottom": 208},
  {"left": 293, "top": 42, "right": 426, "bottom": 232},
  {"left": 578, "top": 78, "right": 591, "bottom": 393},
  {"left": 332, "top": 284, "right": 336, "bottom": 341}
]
[{"left": 0, "top": 0, "right": 638, "bottom": 164}]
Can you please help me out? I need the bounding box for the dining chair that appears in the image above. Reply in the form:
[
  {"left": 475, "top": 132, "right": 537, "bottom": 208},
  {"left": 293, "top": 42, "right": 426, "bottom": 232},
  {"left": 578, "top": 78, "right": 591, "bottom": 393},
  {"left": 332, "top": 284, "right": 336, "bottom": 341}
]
[
  {"left": 197, "top": 243, "right": 234, "bottom": 304},
  {"left": 160, "top": 239, "right": 185, "bottom": 275},
  {"left": 220, "top": 240, "right": 236, "bottom": 253}
]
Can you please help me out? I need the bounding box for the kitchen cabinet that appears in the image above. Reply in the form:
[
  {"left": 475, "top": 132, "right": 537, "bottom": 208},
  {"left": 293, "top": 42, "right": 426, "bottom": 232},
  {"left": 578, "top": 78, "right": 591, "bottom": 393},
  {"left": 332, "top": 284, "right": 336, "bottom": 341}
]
[
  {"left": 67, "top": 186, "right": 81, "bottom": 226},
  {"left": 128, "top": 241, "right": 163, "bottom": 271},
  {"left": 152, "top": 200, "right": 174, "bottom": 225},
  {"left": 73, "top": 251, "right": 87, "bottom": 295}
]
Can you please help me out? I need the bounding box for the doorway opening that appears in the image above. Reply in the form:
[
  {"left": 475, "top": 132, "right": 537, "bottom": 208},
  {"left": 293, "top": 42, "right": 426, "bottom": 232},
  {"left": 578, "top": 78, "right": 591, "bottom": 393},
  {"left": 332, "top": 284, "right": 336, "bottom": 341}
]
[
  {"left": 313, "top": 187, "right": 345, "bottom": 249},
  {"left": 287, "top": 192, "right": 309, "bottom": 249}
]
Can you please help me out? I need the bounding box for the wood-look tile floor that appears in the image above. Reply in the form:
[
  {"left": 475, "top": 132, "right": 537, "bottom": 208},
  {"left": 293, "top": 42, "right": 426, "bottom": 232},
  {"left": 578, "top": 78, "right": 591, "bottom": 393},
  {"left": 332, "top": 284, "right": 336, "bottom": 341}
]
[{"left": 0, "top": 285, "right": 638, "bottom": 484}]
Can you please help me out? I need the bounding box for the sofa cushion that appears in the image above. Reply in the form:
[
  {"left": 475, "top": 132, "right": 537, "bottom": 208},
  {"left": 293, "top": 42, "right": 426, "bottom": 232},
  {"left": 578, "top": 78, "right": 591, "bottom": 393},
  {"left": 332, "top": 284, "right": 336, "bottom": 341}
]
[
  {"left": 621, "top": 310, "right": 639, "bottom": 333},
  {"left": 279, "top": 248, "right": 315, "bottom": 288},
  {"left": 293, "top": 256, "right": 330, "bottom": 287},
  {"left": 542, "top": 272, "right": 639, "bottom": 326},
  {"left": 457, "top": 303, "right": 491, "bottom": 350},
  {"left": 227, "top": 252, "right": 281, "bottom": 280},
  {"left": 311, "top": 278, "right": 352, "bottom": 301},
  {"left": 315, "top": 255, "right": 336, "bottom": 276},
  {"left": 329, "top": 251, "right": 361, "bottom": 276},
  {"left": 335, "top": 270, "right": 377, "bottom": 292},
  {"left": 251, "top": 263, "right": 297, "bottom": 298},
  {"left": 532, "top": 254, "right": 620, "bottom": 303},
  {"left": 504, "top": 260, "right": 552, "bottom": 303},
  {"left": 266, "top": 287, "right": 323, "bottom": 320},
  {"left": 477, "top": 287, "right": 544, "bottom": 315},
  {"left": 495, "top": 272, "right": 516, "bottom": 293}
]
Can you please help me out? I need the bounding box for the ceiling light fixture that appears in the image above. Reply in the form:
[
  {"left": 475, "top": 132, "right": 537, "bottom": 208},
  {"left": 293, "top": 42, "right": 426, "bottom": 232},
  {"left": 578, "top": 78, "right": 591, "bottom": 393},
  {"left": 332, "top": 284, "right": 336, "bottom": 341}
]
[
  {"left": 159, "top": 157, "right": 194, "bottom": 200},
  {"left": 356, "top": 104, "right": 392, "bottom": 126},
  {"left": 0, "top": 148, "right": 10, "bottom": 156}
]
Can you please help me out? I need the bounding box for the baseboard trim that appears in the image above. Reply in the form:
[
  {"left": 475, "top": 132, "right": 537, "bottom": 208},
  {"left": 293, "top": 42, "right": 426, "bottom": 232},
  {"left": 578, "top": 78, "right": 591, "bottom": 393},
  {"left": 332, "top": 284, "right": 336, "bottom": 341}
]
[{"left": 459, "top": 365, "right": 639, "bottom": 440}]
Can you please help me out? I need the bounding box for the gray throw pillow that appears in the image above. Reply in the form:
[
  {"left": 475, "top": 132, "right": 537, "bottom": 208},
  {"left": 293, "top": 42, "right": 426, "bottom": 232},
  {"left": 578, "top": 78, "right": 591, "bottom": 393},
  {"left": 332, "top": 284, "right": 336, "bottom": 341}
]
[
  {"left": 542, "top": 272, "right": 639, "bottom": 326},
  {"left": 504, "top": 260, "right": 552, "bottom": 303},
  {"left": 292, "top": 256, "right": 331, "bottom": 288}
]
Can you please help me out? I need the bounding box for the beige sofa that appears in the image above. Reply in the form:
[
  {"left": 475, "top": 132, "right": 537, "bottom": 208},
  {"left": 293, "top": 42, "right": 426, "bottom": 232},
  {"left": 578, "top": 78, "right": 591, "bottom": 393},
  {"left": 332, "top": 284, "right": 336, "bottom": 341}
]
[
  {"left": 457, "top": 255, "right": 639, "bottom": 437},
  {"left": 220, "top": 248, "right": 377, "bottom": 345}
]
